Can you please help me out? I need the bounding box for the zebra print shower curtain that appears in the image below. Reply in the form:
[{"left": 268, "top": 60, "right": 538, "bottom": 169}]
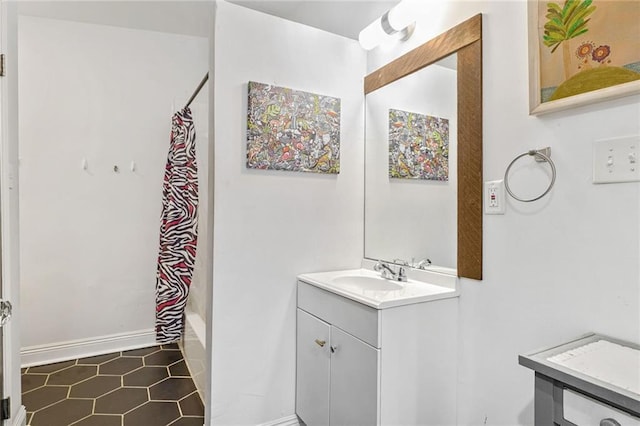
[{"left": 155, "top": 107, "right": 198, "bottom": 344}]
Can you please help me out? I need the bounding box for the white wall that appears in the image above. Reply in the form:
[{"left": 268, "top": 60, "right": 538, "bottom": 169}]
[
  {"left": 211, "top": 1, "right": 365, "bottom": 423},
  {"left": 369, "top": 1, "right": 640, "bottom": 425},
  {"left": 18, "top": 16, "right": 208, "bottom": 351},
  {"left": 188, "top": 89, "right": 210, "bottom": 322}
]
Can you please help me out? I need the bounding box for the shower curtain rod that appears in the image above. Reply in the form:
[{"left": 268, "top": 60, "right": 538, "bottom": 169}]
[{"left": 185, "top": 72, "right": 209, "bottom": 109}]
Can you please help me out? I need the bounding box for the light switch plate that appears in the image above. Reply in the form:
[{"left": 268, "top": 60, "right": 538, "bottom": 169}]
[
  {"left": 593, "top": 135, "right": 640, "bottom": 184},
  {"left": 484, "top": 180, "right": 505, "bottom": 214}
]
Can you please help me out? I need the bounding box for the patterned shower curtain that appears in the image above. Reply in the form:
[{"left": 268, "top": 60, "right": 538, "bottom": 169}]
[{"left": 156, "top": 107, "right": 198, "bottom": 344}]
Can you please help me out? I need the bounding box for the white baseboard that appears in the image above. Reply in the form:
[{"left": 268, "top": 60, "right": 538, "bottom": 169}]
[
  {"left": 13, "top": 405, "right": 26, "bottom": 426},
  {"left": 20, "top": 329, "right": 156, "bottom": 367},
  {"left": 258, "top": 414, "right": 300, "bottom": 426}
]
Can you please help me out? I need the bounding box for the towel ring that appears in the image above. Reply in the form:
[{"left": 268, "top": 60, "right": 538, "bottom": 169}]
[{"left": 504, "top": 148, "right": 556, "bottom": 203}]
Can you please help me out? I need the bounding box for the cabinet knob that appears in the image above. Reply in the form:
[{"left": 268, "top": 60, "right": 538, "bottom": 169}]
[
  {"left": 314, "top": 339, "right": 326, "bottom": 348},
  {"left": 600, "top": 419, "right": 621, "bottom": 426},
  {"left": 330, "top": 346, "right": 337, "bottom": 353}
]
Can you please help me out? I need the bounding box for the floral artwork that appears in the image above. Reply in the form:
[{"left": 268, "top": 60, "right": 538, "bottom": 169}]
[
  {"left": 533, "top": 0, "right": 640, "bottom": 109},
  {"left": 246, "top": 81, "right": 341, "bottom": 174},
  {"left": 388, "top": 109, "right": 449, "bottom": 181}
]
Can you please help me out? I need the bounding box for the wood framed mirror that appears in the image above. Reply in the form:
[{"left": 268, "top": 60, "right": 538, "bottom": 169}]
[{"left": 364, "top": 14, "right": 483, "bottom": 280}]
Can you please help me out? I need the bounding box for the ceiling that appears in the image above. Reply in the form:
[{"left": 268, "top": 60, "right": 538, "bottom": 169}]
[
  {"left": 18, "top": 0, "right": 399, "bottom": 41},
  {"left": 226, "top": 0, "right": 399, "bottom": 40},
  {"left": 18, "top": 1, "right": 212, "bottom": 37}
]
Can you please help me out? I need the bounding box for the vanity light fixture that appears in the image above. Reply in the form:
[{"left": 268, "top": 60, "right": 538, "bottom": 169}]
[{"left": 358, "top": 0, "right": 416, "bottom": 50}]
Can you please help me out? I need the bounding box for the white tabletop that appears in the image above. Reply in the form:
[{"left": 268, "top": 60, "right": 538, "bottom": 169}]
[{"left": 547, "top": 339, "right": 640, "bottom": 396}]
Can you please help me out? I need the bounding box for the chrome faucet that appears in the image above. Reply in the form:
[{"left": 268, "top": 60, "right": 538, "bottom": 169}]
[
  {"left": 415, "top": 258, "right": 432, "bottom": 269},
  {"left": 374, "top": 260, "right": 407, "bottom": 282}
]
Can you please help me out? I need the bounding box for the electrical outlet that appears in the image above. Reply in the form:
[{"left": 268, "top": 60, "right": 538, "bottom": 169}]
[
  {"left": 593, "top": 135, "right": 640, "bottom": 184},
  {"left": 485, "top": 180, "right": 505, "bottom": 215}
]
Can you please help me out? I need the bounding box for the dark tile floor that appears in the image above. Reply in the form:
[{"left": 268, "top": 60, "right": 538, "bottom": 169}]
[{"left": 22, "top": 344, "right": 204, "bottom": 426}]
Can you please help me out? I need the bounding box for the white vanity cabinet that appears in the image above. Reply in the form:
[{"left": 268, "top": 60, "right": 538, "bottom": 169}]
[
  {"left": 297, "top": 309, "right": 379, "bottom": 426},
  {"left": 296, "top": 279, "right": 458, "bottom": 426},
  {"left": 296, "top": 309, "right": 331, "bottom": 426}
]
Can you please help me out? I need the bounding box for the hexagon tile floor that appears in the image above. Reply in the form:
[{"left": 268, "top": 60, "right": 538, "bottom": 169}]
[{"left": 21, "top": 344, "right": 204, "bottom": 426}]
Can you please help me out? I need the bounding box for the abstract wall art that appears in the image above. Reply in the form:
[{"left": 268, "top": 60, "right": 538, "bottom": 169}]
[
  {"left": 246, "top": 81, "right": 341, "bottom": 174},
  {"left": 528, "top": 0, "right": 640, "bottom": 114},
  {"left": 388, "top": 108, "right": 449, "bottom": 181}
]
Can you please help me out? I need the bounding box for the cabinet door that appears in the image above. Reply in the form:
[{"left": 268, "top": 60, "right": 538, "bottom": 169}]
[
  {"left": 296, "top": 309, "right": 331, "bottom": 426},
  {"left": 330, "top": 326, "right": 379, "bottom": 426}
]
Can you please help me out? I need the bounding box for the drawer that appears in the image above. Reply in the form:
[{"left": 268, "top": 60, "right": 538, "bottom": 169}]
[
  {"left": 564, "top": 389, "right": 640, "bottom": 426},
  {"left": 297, "top": 281, "right": 379, "bottom": 348}
]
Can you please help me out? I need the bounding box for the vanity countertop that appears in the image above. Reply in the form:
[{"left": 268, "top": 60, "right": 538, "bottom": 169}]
[{"left": 297, "top": 267, "right": 459, "bottom": 309}]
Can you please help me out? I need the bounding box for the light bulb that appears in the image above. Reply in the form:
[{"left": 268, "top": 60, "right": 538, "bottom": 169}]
[
  {"left": 358, "top": 18, "right": 388, "bottom": 50},
  {"left": 387, "top": 0, "right": 415, "bottom": 32}
]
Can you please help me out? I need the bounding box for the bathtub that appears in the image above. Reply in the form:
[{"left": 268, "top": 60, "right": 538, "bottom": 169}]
[{"left": 181, "top": 309, "right": 206, "bottom": 400}]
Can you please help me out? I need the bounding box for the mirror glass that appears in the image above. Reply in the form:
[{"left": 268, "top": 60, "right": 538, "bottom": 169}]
[{"left": 364, "top": 54, "right": 458, "bottom": 273}]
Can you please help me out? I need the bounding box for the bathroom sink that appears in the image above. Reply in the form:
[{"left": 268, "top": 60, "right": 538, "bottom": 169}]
[
  {"left": 298, "top": 268, "right": 458, "bottom": 309},
  {"left": 331, "top": 275, "right": 403, "bottom": 291}
]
